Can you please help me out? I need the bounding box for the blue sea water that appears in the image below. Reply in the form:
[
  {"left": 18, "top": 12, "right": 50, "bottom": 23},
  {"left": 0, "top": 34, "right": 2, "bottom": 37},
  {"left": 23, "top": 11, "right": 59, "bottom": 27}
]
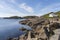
[{"left": 0, "top": 19, "right": 31, "bottom": 40}]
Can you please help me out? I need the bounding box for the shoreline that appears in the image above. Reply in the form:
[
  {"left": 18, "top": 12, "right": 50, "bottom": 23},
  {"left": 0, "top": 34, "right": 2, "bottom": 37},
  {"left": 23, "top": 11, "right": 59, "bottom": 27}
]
[{"left": 8, "top": 16, "right": 60, "bottom": 40}]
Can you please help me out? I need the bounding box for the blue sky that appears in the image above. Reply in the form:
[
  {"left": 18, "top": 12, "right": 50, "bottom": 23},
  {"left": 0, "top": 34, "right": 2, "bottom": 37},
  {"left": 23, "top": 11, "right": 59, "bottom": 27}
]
[{"left": 0, "top": 0, "right": 60, "bottom": 17}]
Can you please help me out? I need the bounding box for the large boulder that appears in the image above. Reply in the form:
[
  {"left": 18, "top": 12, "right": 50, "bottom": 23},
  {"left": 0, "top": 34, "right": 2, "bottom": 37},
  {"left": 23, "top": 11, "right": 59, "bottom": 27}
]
[
  {"left": 49, "top": 22, "right": 60, "bottom": 30},
  {"left": 50, "top": 29, "right": 60, "bottom": 40}
]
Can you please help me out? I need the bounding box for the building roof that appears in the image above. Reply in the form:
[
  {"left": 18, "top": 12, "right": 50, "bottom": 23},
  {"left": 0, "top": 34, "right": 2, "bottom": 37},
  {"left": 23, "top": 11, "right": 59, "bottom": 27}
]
[{"left": 49, "top": 13, "right": 58, "bottom": 17}]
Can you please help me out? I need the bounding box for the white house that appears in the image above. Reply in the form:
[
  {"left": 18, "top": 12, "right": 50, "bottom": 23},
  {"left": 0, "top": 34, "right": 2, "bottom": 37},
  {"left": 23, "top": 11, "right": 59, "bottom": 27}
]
[{"left": 49, "top": 13, "right": 58, "bottom": 17}]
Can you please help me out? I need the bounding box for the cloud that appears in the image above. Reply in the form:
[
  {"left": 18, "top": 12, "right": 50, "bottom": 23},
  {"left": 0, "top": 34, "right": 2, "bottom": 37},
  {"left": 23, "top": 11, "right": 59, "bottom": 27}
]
[
  {"left": 0, "top": 0, "right": 25, "bottom": 17},
  {"left": 19, "top": 3, "right": 34, "bottom": 13},
  {"left": 10, "top": 0, "right": 16, "bottom": 3},
  {"left": 38, "top": 3, "right": 60, "bottom": 16},
  {"left": 7, "top": 0, "right": 16, "bottom": 3},
  {"left": 0, "top": 7, "right": 25, "bottom": 17},
  {"left": 0, "top": 5, "right": 4, "bottom": 9}
]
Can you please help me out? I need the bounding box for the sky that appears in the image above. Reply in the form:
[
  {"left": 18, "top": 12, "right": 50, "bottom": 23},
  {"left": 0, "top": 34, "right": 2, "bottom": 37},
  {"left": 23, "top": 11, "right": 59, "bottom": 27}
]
[{"left": 0, "top": 0, "right": 60, "bottom": 17}]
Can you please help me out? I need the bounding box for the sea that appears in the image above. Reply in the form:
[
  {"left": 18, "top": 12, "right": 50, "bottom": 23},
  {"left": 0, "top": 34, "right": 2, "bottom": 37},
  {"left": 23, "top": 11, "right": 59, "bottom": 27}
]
[{"left": 0, "top": 19, "right": 31, "bottom": 40}]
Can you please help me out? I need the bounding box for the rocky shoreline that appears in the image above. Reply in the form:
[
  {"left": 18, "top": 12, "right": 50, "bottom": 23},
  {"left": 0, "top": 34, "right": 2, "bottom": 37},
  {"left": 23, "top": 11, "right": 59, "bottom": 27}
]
[{"left": 8, "top": 16, "right": 60, "bottom": 40}]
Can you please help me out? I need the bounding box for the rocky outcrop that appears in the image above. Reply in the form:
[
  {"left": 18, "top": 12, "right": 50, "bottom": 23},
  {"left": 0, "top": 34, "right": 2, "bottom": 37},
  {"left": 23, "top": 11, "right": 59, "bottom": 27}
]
[
  {"left": 50, "top": 29, "right": 60, "bottom": 40},
  {"left": 19, "top": 17, "right": 60, "bottom": 40},
  {"left": 8, "top": 16, "right": 60, "bottom": 40}
]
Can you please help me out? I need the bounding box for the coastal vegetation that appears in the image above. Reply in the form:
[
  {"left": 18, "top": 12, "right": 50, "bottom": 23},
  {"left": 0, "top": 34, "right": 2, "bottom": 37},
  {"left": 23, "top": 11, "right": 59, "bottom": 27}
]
[{"left": 42, "top": 11, "right": 60, "bottom": 19}]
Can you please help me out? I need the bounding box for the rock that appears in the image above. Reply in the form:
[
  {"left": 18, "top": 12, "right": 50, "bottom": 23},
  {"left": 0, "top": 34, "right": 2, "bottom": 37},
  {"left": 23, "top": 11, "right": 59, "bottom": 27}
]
[
  {"left": 49, "top": 22, "right": 60, "bottom": 30},
  {"left": 54, "top": 29, "right": 60, "bottom": 35},
  {"left": 19, "top": 27, "right": 28, "bottom": 32},
  {"left": 20, "top": 18, "right": 50, "bottom": 30},
  {"left": 20, "top": 19, "right": 30, "bottom": 25},
  {"left": 8, "top": 37, "right": 18, "bottom": 40},
  {"left": 50, "top": 29, "right": 60, "bottom": 40},
  {"left": 19, "top": 34, "right": 27, "bottom": 40},
  {"left": 10, "top": 16, "right": 60, "bottom": 40},
  {"left": 19, "top": 18, "right": 52, "bottom": 40},
  {"left": 50, "top": 35, "right": 59, "bottom": 40}
]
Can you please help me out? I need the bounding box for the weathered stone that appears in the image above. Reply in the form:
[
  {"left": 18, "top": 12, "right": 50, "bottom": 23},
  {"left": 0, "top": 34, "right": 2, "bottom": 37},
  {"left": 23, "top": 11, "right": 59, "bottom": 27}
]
[
  {"left": 50, "top": 29, "right": 60, "bottom": 40},
  {"left": 9, "top": 16, "right": 60, "bottom": 40}
]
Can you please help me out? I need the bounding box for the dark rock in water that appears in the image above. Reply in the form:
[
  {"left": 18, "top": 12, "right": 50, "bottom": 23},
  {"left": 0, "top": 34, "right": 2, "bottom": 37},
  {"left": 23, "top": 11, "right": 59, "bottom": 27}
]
[
  {"left": 7, "top": 38, "right": 13, "bottom": 40},
  {"left": 20, "top": 27, "right": 28, "bottom": 31},
  {"left": 8, "top": 37, "right": 19, "bottom": 40}
]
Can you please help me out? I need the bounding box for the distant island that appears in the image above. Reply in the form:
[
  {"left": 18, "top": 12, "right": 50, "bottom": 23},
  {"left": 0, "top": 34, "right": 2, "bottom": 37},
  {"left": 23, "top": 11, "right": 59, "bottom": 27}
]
[
  {"left": 3, "top": 16, "right": 39, "bottom": 19},
  {"left": 22, "top": 16, "right": 39, "bottom": 19},
  {"left": 3, "top": 16, "right": 23, "bottom": 19}
]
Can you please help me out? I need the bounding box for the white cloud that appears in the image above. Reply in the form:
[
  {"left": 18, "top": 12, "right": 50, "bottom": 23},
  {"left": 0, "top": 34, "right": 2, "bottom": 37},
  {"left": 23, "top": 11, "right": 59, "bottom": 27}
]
[
  {"left": 0, "top": 1, "right": 35, "bottom": 17},
  {"left": 6, "top": 0, "right": 16, "bottom": 3},
  {"left": 10, "top": 0, "right": 16, "bottom": 3},
  {"left": 19, "top": 3, "right": 34, "bottom": 13},
  {"left": 38, "top": 3, "right": 60, "bottom": 16},
  {"left": 0, "top": 7, "right": 25, "bottom": 17},
  {"left": 0, "top": 5, "right": 4, "bottom": 9},
  {"left": 0, "top": 1, "right": 25, "bottom": 17}
]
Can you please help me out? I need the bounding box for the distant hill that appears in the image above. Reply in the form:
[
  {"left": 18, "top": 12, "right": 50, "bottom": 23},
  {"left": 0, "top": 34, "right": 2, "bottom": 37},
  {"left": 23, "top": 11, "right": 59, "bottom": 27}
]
[
  {"left": 23, "top": 16, "right": 39, "bottom": 19},
  {"left": 42, "top": 11, "right": 60, "bottom": 19},
  {"left": 3, "top": 16, "right": 23, "bottom": 19}
]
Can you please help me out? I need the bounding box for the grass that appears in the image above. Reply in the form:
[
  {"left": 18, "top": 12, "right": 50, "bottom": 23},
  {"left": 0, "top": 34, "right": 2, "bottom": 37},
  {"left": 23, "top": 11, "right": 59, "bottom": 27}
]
[{"left": 42, "top": 11, "right": 60, "bottom": 19}]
